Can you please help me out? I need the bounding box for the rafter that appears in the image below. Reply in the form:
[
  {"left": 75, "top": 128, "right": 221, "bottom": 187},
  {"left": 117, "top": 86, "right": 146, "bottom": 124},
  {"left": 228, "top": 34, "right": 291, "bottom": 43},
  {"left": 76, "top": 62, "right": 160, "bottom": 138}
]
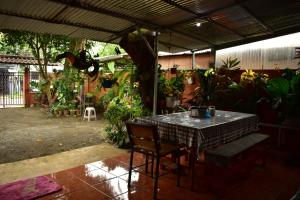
[
  {"left": 239, "top": 5, "right": 274, "bottom": 34},
  {"left": 161, "top": 0, "right": 245, "bottom": 38},
  {"left": 159, "top": 41, "right": 192, "bottom": 51},
  {"left": 0, "top": 10, "right": 118, "bottom": 34},
  {"left": 48, "top": 0, "right": 214, "bottom": 45},
  {"left": 166, "top": 0, "right": 249, "bottom": 27}
]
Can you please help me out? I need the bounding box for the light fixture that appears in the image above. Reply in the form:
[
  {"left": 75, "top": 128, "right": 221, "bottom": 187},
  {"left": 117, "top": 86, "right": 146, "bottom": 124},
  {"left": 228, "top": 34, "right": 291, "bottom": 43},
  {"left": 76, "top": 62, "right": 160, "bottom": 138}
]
[{"left": 196, "top": 22, "right": 201, "bottom": 27}]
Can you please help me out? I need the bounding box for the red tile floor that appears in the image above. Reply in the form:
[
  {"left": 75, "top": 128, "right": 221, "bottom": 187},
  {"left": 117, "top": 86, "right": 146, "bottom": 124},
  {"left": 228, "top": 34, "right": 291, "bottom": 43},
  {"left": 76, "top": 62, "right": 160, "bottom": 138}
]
[{"left": 38, "top": 148, "right": 300, "bottom": 200}]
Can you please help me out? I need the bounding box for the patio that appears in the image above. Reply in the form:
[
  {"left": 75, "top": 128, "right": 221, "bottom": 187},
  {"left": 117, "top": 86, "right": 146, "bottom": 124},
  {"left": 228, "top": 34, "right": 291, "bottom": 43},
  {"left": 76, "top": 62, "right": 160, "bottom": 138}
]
[
  {"left": 32, "top": 148, "right": 300, "bottom": 200},
  {"left": 0, "top": 0, "right": 300, "bottom": 199}
]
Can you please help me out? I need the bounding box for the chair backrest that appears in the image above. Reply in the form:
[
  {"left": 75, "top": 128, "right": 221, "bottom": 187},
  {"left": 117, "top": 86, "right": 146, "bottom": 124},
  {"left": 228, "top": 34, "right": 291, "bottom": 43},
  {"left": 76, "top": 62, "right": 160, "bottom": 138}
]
[{"left": 125, "top": 121, "right": 160, "bottom": 152}]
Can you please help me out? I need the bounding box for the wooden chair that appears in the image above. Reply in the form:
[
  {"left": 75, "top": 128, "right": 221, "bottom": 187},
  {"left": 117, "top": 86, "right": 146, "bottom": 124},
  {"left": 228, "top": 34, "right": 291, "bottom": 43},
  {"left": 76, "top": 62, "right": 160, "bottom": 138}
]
[{"left": 125, "top": 121, "right": 182, "bottom": 200}]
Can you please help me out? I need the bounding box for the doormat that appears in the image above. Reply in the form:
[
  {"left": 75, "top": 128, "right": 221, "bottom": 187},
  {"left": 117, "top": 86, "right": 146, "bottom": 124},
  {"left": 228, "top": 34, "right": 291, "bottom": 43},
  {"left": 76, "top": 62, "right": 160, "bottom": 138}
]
[{"left": 0, "top": 176, "right": 62, "bottom": 200}]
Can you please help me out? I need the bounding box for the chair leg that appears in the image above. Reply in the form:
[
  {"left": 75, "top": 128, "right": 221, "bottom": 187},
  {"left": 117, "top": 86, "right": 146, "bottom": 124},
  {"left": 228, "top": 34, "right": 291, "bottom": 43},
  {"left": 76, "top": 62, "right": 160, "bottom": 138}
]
[
  {"left": 153, "top": 156, "right": 160, "bottom": 200},
  {"left": 128, "top": 150, "right": 134, "bottom": 188},
  {"left": 145, "top": 153, "right": 149, "bottom": 173},
  {"left": 151, "top": 154, "right": 154, "bottom": 177},
  {"left": 177, "top": 153, "right": 180, "bottom": 187}
]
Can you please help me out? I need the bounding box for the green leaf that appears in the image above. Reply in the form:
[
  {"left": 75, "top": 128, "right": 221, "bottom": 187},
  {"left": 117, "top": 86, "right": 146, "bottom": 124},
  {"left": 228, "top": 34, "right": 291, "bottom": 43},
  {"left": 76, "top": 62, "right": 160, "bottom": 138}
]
[
  {"left": 107, "top": 61, "right": 115, "bottom": 73},
  {"left": 267, "top": 77, "right": 289, "bottom": 98}
]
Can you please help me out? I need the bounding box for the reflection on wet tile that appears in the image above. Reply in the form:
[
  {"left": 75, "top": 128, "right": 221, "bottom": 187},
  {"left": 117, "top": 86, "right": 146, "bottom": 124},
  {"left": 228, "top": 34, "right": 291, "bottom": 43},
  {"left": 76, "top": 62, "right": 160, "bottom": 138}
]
[
  {"left": 120, "top": 172, "right": 152, "bottom": 187},
  {"left": 75, "top": 168, "right": 116, "bottom": 186},
  {"left": 91, "top": 159, "right": 129, "bottom": 177},
  {"left": 114, "top": 188, "right": 153, "bottom": 200},
  {"left": 57, "top": 186, "right": 111, "bottom": 200},
  {"left": 113, "top": 153, "right": 147, "bottom": 167},
  {"left": 93, "top": 177, "right": 129, "bottom": 198},
  {"left": 46, "top": 171, "right": 86, "bottom": 195}
]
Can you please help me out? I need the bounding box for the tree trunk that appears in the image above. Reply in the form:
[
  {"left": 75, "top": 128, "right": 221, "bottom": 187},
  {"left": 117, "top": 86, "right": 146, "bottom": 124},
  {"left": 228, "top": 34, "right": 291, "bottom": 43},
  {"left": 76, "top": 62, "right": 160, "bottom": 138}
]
[{"left": 119, "top": 32, "right": 155, "bottom": 110}]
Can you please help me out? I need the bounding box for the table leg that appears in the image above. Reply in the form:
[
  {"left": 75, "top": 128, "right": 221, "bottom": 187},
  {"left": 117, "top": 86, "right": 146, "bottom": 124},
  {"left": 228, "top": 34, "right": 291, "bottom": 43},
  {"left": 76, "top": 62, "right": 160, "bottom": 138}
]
[{"left": 189, "top": 146, "right": 196, "bottom": 191}]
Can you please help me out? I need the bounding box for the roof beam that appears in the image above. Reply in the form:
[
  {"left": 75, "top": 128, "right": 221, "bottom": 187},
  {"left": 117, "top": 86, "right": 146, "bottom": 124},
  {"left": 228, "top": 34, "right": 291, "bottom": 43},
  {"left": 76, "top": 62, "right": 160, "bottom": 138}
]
[
  {"left": 106, "top": 25, "right": 137, "bottom": 43},
  {"left": 159, "top": 41, "right": 192, "bottom": 51},
  {"left": 169, "top": 28, "right": 216, "bottom": 46},
  {"left": 48, "top": 0, "right": 214, "bottom": 45},
  {"left": 166, "top": 0, "right": 249, "bottom": 27},
  {"left": 239, "top": 5, "right": 274, "bottom": 34},
  {"left": 215, "top": 25, "right": 300, "bottom": 50},
  {"left": 161, "top": 0, "right": 245, "bottom": 38},
  {"left": 0, "top": 10, "right": 118, "bottom": 34},
  {"left": 48, "top": 0, "right": 159, "bottom": 30}
]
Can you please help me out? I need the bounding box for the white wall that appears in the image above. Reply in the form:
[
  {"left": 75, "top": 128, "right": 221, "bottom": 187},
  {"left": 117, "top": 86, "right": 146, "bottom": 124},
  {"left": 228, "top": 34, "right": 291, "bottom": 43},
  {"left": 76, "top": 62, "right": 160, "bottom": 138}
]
[{"left": 216, "top": 32, "right": 300, "bottom": 70}]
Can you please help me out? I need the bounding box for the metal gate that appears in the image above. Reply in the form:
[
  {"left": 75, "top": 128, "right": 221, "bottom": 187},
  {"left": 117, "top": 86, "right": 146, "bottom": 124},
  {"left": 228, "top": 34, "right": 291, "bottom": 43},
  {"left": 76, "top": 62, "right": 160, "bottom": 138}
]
[{"left": 0, "top": 71, "right": 24, "bottom": 108}]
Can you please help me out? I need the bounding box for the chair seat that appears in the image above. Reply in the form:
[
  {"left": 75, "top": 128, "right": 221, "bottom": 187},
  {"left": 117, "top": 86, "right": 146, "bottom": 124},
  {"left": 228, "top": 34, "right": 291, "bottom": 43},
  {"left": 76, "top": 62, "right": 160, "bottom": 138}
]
[{"left": 135, "top": 142, "right": 185, "bottom": 157}]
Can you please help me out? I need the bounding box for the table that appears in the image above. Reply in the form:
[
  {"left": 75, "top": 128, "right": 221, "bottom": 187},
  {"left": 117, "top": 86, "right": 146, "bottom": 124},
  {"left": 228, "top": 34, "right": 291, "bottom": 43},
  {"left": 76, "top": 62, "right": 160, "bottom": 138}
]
[{"left": 136, "top": 110, "right": 258, "bottom": 189}]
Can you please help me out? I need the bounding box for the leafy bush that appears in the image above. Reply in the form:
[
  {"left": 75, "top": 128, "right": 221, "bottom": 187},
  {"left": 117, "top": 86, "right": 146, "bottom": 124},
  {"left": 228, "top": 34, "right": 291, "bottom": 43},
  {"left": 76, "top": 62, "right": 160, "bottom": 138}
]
[{"left": 104, "top": 94, "right": 146, "bottom": 147}]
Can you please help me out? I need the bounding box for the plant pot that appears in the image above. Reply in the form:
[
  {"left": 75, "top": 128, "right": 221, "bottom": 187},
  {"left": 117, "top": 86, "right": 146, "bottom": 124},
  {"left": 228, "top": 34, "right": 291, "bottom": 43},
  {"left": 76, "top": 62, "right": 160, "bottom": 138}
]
[
  {"left": 166, "top": 97, "right": 180, "bottom": 108},
  {"left": 70, "top": 109, "right": 76, "bottom": 116},
  {"left": 63, "top": 109, "right": 69, "bottom": 116},
  {"left": 102, "top": 80, "right": 113, "bottom": 88},
  {"left": 57, "top": 110, "right": 63, "bottom": 117},
  {"left": 76, "top": 108, "right": 81, "bottom": 116},
  {"left": 187, "top": 77, "right": 194, "bottom": 85},
  {"left": 170, "top": 68, "right": 177, "bottom": 74}
]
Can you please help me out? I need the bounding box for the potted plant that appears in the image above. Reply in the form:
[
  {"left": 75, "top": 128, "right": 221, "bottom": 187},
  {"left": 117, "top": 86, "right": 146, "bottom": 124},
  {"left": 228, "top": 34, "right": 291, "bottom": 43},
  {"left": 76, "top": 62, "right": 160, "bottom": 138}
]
[
  {"left": 161, "top": 74, "right": 184, "bottom": 108},
  {"left": 170, "top": 64, "right": 179, "bottom": 74},
  {"left": 69, "top": 103, "right": 77, "bottom": 116}
]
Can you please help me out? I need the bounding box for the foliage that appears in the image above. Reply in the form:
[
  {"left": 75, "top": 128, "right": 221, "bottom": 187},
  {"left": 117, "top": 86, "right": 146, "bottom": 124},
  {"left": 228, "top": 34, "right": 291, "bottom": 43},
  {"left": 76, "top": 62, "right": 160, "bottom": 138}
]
[
  {"left": 266, "top": 71, "right": 300, "bottom": 117},
  {"left": 101, "top": 63, "right": 149, "bottom": 147},
  {"left": 159, "top": 73, "right": 184, "bottom": 98},
  {"left": 1, "top": 30, "right": 70, "bottom": 104},
  {"left": 50, "top": 68, "right": 83, "bottom": 112},
  {"left": 220, "top": 57, "right": 240, "bottom": 70}
]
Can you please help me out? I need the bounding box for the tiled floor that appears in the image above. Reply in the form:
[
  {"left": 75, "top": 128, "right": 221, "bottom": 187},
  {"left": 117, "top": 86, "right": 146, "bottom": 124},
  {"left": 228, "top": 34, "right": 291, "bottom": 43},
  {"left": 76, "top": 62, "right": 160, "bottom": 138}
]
[{"left": 33, "top": 148, "right": 300, "bottom": 200}]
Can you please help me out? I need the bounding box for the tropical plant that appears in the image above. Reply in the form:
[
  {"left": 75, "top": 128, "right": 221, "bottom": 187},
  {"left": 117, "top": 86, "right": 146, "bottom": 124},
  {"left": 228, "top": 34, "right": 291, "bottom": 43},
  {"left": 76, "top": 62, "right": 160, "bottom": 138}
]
[
  {"left": 1, "top": 30, "right": 70, "bottom": 104},
  {"left": 193, "top": 68, "right": 222, "bottom": 106},
  {"left": 159, "top": 73, "right": 184, "bottom": 98},
  {"left": 220, "top": 57, "right": 240, "bottom": 70},
  {"left": 102, "top": 63, "right": 149, "bottom": 147}
]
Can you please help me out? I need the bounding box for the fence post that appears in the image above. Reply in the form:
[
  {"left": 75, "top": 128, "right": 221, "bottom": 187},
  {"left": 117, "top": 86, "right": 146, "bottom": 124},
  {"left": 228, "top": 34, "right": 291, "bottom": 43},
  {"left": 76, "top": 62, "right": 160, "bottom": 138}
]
[{"left": 24, "top": 67, "right": 30, "bottom": 107}]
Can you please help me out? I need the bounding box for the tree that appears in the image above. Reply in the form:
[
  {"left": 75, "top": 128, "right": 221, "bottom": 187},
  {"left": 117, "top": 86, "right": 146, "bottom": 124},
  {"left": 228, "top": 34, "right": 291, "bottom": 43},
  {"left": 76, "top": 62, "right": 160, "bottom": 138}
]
[{"left": 1, "top": 30, "right": 70, "bottom": 104}]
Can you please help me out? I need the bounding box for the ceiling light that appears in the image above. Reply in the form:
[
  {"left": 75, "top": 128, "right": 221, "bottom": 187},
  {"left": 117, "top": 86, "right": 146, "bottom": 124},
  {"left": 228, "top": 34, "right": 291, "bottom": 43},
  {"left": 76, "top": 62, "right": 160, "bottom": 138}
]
[{"left": 196, "top": 22, "right": 201, "bottom": 27}]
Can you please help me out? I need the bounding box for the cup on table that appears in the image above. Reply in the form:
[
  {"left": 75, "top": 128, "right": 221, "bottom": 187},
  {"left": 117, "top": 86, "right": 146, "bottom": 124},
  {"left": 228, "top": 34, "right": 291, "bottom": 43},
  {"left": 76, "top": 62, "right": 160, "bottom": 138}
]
[{"left": 209, "top": 106, "right": 216, "bottom": 117}]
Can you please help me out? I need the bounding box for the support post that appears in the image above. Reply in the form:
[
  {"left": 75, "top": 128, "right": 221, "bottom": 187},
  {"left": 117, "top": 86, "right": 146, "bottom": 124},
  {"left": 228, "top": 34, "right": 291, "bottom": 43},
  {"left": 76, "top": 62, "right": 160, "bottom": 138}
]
[
  {"left": 192, "top": 50, "right": 196, "bottom": 69},
  {"left": 212, "top": 48, "right": 216, "bottom": 68},
  {"left": 152, "top": 31, "right": 158, "bottom": 116},
  {"left": 24, "top": 67, "right": 30, "bottom": 107}
]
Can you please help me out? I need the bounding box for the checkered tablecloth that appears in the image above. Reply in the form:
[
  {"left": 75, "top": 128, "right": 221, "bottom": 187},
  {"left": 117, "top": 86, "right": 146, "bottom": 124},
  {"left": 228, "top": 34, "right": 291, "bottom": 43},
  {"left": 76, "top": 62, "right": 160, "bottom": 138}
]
[{"left": 136, "top": 110, "right": 258, "bottom": 154}]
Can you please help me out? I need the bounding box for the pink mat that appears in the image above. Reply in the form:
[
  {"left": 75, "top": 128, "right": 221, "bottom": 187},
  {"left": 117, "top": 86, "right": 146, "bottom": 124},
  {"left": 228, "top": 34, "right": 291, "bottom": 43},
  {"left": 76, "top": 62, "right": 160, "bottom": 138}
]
[{"left": 0, "top": 176, "right": 62, "bottom": 200}]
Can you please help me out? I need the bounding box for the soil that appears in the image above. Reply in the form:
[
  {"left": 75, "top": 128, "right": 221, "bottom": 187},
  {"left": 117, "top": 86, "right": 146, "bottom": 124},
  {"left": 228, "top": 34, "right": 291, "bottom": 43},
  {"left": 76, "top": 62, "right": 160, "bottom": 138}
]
[{"left": 0, "top": 107, "right": 108, "bottom": 164}]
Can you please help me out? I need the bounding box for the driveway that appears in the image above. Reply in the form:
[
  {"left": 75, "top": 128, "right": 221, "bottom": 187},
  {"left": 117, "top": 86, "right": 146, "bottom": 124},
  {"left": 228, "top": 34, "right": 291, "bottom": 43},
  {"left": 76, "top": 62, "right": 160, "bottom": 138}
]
[{"left": 0, "top": 107, "right": 107, "bottom": 164}]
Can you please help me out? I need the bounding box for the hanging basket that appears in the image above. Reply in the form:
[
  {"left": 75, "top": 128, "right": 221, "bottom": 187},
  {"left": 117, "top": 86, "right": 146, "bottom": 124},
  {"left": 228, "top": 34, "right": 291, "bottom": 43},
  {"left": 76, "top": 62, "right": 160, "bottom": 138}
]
[
  {"left": 170, "top": 67, "right": 177, "bottom": 74},
  {"left": 102, "top": 79, "right": 113, "bottom": 88}
]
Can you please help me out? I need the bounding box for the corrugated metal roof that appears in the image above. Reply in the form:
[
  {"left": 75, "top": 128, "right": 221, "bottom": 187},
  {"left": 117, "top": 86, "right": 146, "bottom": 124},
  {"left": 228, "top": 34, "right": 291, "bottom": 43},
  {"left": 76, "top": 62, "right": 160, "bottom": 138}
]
[
  {"left": 0, "top": 54, "right": 63, "bottom": 66},
  {"left": 0, "top": 0, "right": 299, "bottom": 52}
]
